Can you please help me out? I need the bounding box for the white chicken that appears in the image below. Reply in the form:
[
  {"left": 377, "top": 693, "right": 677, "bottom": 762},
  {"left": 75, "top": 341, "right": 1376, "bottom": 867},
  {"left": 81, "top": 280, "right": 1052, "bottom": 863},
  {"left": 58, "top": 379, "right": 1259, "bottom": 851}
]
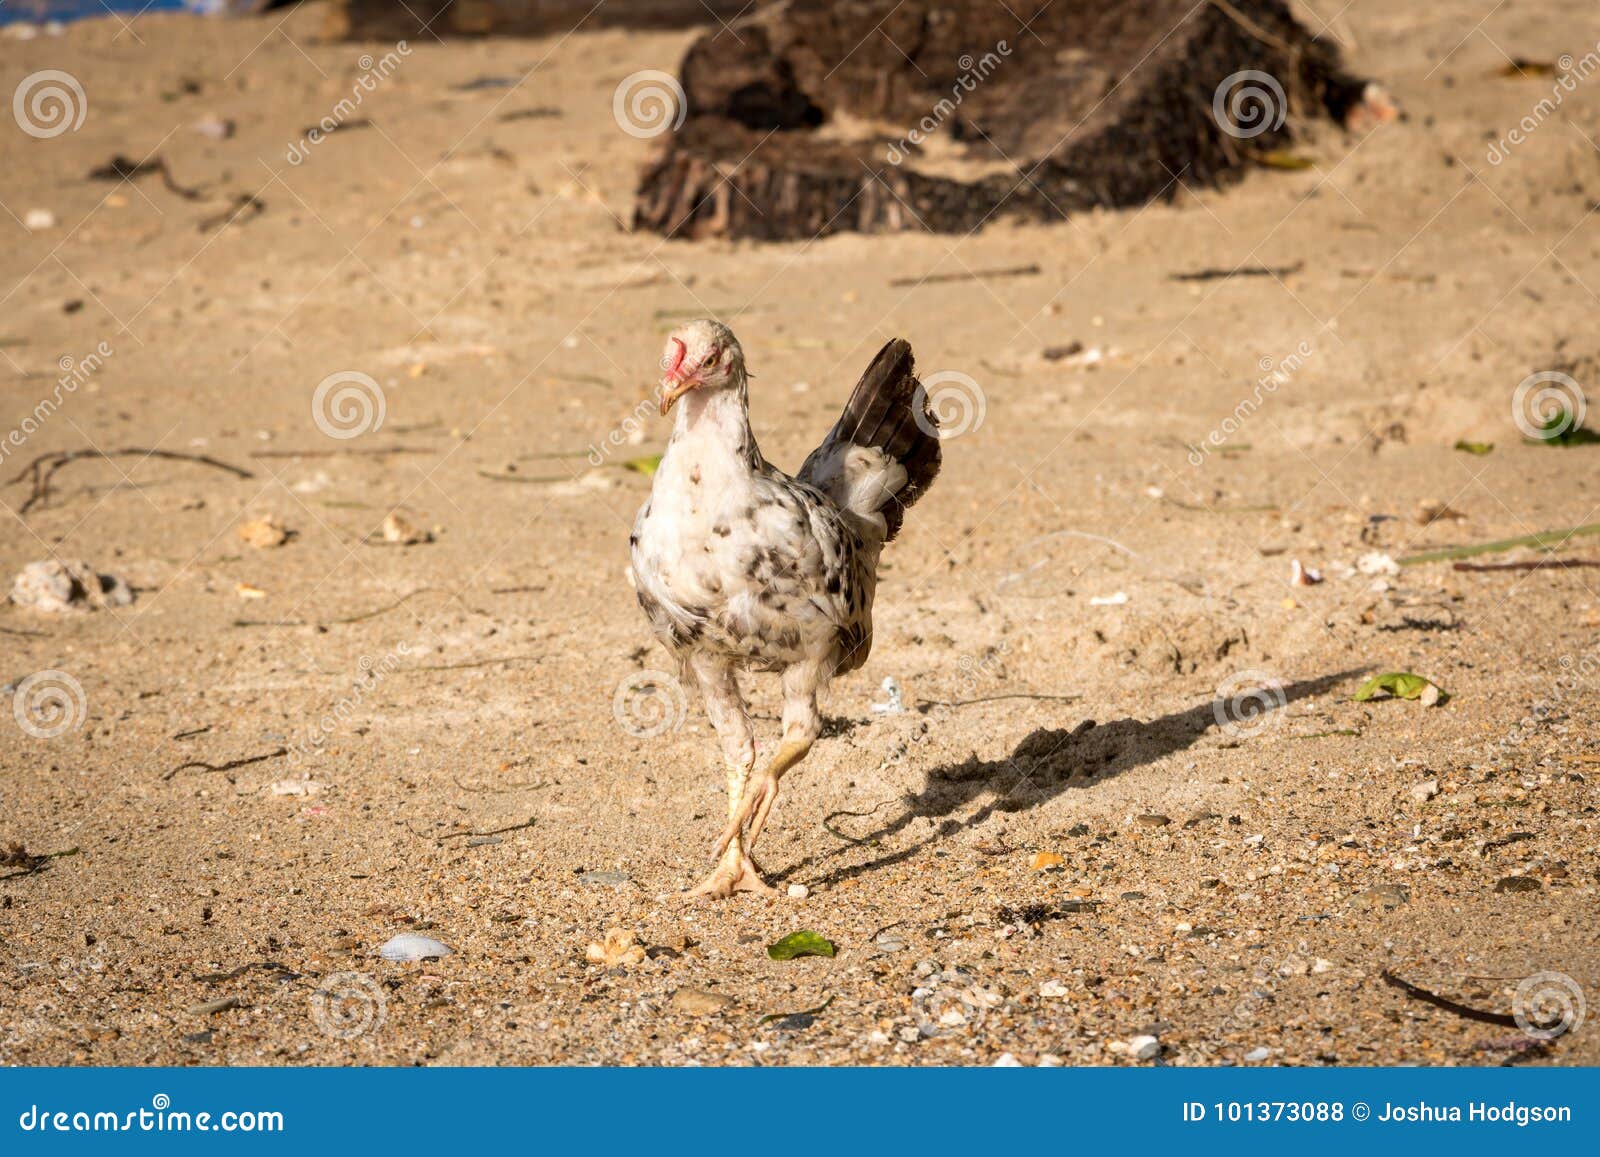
[{"left": 631, "top": 319, "right": 942, "bottom": 898}]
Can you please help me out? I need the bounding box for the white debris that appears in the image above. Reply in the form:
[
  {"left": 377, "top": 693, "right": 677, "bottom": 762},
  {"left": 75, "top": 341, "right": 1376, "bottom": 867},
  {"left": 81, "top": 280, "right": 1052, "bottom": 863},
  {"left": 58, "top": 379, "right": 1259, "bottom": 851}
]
[
  {"left": 869, "top": 675, "right": 904, "bottom": 715},
  {"left": 268, "top": 780, "right": 322, "bottom": 797},
  {"left": 992, "top": 1052, "right": 1022, "bottom": 1067},
  {"left": 378, "top": 934, "right": 452, "bottom": 962},
  {"left": 786, "top": 883, "right": 809, "bottom": 900},
  {"left": 24, "top": 209, "right": 56, "bottom": 231},
  {"left": 1356, "top": 551, "right": 1400, "bottom": 576},
  {"left": 1244, "top": 1046, "right": 1271, "bottom": 1062},
  {"left": 1088, "top": 591, "right": 1128, "bottom": 606},
  {"left": 1129, "top": 1034, "right": 1161, "bottom": 1060},
  {"left": 1289, "top": 559, "right": 1322, "bottom": 586},
  {"left": 1039, "top": 979, "right": 1070, "bottom": 998},
  {"left": 1411, "top": 778, "right": 1440, "bottom": 803},
  {"left": 10, "top": 560, "right": 133, "bottom": 614}
]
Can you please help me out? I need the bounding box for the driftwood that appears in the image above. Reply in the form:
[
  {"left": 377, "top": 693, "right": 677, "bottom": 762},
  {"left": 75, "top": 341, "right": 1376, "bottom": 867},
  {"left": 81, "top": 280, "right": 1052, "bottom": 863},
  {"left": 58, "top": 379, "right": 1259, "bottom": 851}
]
[
  {"left": 321, "top": 0, "right": 750, "bottom": 40},
  {"left": 635, "top": 0, "right": 1379, "bottom": 240}
]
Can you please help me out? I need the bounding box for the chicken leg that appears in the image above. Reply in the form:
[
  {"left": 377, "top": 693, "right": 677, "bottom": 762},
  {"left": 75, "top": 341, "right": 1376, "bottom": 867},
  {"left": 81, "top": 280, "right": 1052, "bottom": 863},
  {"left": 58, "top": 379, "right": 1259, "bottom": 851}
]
[
  {"left": 715, "top": 664, "right": 822, "bottom": 858},
  {"left": 687, "top": 660, "right": 776, "bottom": 899}
]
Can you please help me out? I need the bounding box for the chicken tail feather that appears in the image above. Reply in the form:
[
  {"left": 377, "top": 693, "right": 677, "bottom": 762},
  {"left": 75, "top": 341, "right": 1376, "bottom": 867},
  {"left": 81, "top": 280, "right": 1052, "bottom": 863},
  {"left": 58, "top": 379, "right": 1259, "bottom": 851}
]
[{"left": 798, "top": 339, "right": 941, "bottom": 541}]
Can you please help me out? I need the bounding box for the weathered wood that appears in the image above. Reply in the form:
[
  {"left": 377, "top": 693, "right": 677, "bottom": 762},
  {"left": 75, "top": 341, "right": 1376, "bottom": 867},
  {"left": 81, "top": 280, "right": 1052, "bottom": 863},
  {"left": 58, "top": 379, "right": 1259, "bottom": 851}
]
[
  {"left": 321, "top": 0, "right": 750, "bottom": 40},
  {"left": 635, "top": 0, "right": 1379, "bottom": 240}
]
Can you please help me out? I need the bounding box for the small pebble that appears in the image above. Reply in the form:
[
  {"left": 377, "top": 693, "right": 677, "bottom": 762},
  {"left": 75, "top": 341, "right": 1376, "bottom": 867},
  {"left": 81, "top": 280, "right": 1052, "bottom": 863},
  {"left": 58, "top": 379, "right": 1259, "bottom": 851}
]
[
  {"left": 992, "top": 1052, "right": 1022, "bottom": 1067},
  {"left": 1245, "top": 1046, "right": 1271, "bottom": 1062},
  {"left": 1411, "top": 779, "right": 1440, "bottom": 802},
  {"left": 787, "top": 883, "right": 809, "bottom": 899},
  {"left": 24, "top": 208, "right": 56, "bottom": 231},
  {"left": 1129, "top": 1034, "right": 1161, "bottom": 1061},
  {"left": 1039, "top": 979, "right": 1069, "bottom": 999}
]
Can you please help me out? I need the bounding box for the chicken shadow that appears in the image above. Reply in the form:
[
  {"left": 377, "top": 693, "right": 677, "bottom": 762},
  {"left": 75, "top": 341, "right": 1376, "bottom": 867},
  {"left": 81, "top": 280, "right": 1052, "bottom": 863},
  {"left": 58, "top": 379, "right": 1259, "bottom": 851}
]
[{"left": 774, "top": 670, "right": 1360, "bottom": 889}]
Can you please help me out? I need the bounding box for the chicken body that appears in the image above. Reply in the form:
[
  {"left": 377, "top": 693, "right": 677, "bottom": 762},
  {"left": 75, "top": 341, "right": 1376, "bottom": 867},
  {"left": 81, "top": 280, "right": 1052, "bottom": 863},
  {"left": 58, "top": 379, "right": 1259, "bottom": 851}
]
[{"left": 631, "top": 319, "right": 940, "bottom": 898}]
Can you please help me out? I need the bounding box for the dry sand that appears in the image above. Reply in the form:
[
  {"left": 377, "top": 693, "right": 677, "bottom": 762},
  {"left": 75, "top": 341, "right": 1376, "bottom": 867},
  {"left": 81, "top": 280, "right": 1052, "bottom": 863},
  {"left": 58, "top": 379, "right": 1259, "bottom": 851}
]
[{"left": 2, "top": 2, "right": 1597, "bottom": 1066}]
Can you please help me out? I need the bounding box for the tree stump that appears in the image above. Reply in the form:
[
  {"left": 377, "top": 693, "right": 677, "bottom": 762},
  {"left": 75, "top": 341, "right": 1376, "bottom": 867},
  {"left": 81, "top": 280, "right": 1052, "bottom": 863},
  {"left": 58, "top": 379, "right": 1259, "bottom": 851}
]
[
  {"left": 321, "top": 0, "right": 751, "bottom": 40},
  {"left": 633, "top": 0, "right": 1381, "bottom": 240}
]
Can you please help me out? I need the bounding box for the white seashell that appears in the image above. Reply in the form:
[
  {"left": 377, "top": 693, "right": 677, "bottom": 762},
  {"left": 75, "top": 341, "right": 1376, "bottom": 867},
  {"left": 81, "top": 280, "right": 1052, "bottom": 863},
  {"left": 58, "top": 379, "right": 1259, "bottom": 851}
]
[{"left": 378, "top": 933, "right": 452, "bottom": 962}]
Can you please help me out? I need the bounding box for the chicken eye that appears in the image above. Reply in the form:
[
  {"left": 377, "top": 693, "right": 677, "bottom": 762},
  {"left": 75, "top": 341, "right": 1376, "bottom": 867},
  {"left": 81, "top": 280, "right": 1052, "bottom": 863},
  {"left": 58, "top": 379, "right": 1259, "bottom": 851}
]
[{"left": 703, "top": 349, "right": 720, "bottom": 369}]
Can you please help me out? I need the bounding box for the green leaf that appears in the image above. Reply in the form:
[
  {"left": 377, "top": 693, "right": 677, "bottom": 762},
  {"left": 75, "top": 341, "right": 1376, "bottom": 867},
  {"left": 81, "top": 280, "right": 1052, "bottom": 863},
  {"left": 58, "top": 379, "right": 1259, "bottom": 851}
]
[
  {"left": 1255, "top": 150, "right": 1315, "bottom": 170},
  {"left": 1527, "top": 411, "right": 1600, "bottom": 446},
  {"left": 623, "top": 454, "right": 663, "bottom": 476},
  {"left": 1454, "top": 440, "right": 1494, "bottom": 455},
  {"left": 767, "top": 931, "right": 836, "bottom": 961},
  {"left": 1353, "top": 672, "right": 1445, "bottom": 704}
]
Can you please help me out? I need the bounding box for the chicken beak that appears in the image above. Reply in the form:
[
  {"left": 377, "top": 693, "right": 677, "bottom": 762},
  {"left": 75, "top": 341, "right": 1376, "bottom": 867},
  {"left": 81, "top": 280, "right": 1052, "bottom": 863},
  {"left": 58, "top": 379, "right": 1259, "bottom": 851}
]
[{"left": 659, "top": 375, "right": 696, "bottom": 416}]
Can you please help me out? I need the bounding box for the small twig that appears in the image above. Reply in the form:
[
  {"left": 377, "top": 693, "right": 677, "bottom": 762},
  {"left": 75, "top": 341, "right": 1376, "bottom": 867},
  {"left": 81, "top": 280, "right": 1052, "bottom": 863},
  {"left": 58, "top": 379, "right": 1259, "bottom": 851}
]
[
  {"left": 400, "top": 655, "right": 544, "bottom": 673},
  {"left": 917, "top": 692, "right": 1081, "bottom": 712},
  {"left": 477, "top": 469, "right": 568, "bottom": 484},
  {"left": 171, "top": 724, "right": 213, "bottom": 741},
  {"left": 758, "top": 993, "right": 835, "bottom": 1025},
  {"left": 6, "top": 448, "right": 252, "bottom": 515},
  {"left": 1453, "top": 558, "right": 1600, "bottom": 573},
  {"left": 194, "top": 961, "right": 301, "bottom": 983},
  {"left": 436, "top": 816, "right": 537, "bottom": 841},
  {"left": 0, "top": 623, "right": 46, "bottom": 637},
  {"left": 1170, "top": 260, "right": 1304, "bottom": 282},
  {"left": 233, "top": 587, "right": 444, "bottom": 628},
  {"left": 1401, "top": 523, "right": 1600, "bottom": 566},
  {"left": 1380, "top": 970, "right": 1516, "bottom": 1027},
  {"left": 198, "top": 191, "right": 265, "bottom": 233},
  {"left": 249, "top": 446, "right": 434, "bottom": 459},
  {"left": 453, "top": 777, "right": 549, "bottom": 794},
  {"left": 0, "top": 845, "right": 79, "bottom": 881},
  {"left": 163, "top": 747, "right": 286, "bottom": 782},
  {"left": 889, "top": 263, "right": 1040, "bottom": 287}
]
